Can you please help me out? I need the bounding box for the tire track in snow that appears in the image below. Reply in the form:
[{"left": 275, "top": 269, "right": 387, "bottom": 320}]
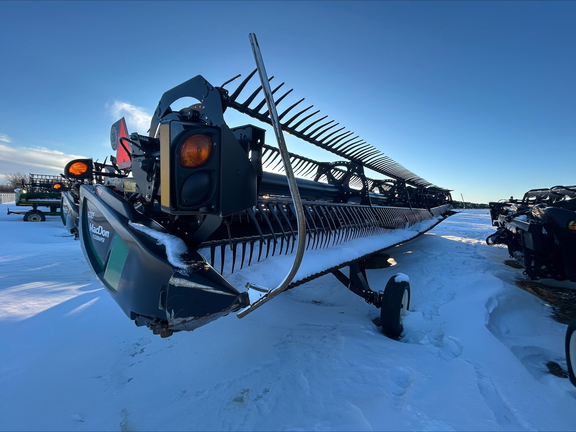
[{"left": 473, "top": 365, "right": 524, "bottom": 430}]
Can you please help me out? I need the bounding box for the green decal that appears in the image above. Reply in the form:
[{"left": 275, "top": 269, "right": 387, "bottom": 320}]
[{"left": 103, "top": 236, "right": 129, "bottom": 292}]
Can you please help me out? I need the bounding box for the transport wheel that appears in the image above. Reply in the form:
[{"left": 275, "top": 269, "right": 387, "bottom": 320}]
[
  {"left": 23, "top": 210, "right": 46, "bottom": 222},
  {"left": 380, "top": 276, "right": 411, "bottom": 339},
  {"left": 566, "top": 318, "right": 576, "bottom": 386}
]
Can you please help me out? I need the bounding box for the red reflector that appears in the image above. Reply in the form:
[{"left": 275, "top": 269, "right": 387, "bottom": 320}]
[{"left": 111, "top": 117, "right": 131, "bottom": 170}]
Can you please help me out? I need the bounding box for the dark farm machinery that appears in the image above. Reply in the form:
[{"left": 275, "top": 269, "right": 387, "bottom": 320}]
[
  {"left": 486, "top": 185, "right": 576, "bottom": 283},
  {"left": 7, "top": 174, "right": 67, "bottom": 221},
  {"left": 486, "top": 185, "right": 576, "bottom": 386},
  {"left": 62, "top": 35, "right": 454, "bottom": 339}
]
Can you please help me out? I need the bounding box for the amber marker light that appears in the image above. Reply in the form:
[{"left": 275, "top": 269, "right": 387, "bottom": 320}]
[
  {"left": 68, "top": 161, "right": 89, "bottom": 176},
  {"left": 180, "top": 134, "right": 212, "bottom": 168},
  {"left": 53, "top": 183, "right": 62, "bottom": 190}
]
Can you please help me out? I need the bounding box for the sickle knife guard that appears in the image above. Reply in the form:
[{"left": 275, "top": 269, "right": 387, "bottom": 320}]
[{"left": 62, "top": 38, "right": 453, "bottom": 337}]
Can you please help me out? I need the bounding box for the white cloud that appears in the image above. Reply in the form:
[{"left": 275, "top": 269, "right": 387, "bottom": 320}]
[
  {"left": 0, "top": 133, "right": 11, "bottom": 143},
  {"left": 107, "top": 101, "right": 152, "bottom": 135},
  {"left": 0, "top": 144, "right": 86, "bottom": 176}
]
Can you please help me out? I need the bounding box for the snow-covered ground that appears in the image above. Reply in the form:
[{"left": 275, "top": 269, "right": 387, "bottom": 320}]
[{"left": 1, "top": 204, "right": 575, "bottom": 431}]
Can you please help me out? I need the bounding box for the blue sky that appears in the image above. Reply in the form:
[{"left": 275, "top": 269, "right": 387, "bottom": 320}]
[{"left": 0, "top": 1, "right": 574, "bottom": 203}]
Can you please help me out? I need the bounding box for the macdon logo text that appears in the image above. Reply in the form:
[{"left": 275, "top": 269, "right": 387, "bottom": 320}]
[{"left": 90, "top": 223, "right": 110, "bottom": 242}]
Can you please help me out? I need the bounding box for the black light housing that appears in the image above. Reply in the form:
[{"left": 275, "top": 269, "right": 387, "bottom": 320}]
[
  {"left": 64, "top": 159, "right": 93, "bottom": 179},
  {"left": 160, "top": 120, "right": 257, "bottom": 216}
]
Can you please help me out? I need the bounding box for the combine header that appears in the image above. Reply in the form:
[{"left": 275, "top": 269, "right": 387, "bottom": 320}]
[
  {"left": 7, "top": 174, "right": 66, "bottom": 221},
  {"left": 63, "top": 35, "right": 453, "bottom": 338}
]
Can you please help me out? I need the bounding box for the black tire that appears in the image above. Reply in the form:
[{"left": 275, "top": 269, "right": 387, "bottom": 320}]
[
  {"left": 566, "top": 318, "right": 576, "bottom": 386},
  {"left": 380, "top": 276, "right": 411, "bottom": 339},
  {"left": 23, "top": 210, "right": 46, "bottom": 222}
]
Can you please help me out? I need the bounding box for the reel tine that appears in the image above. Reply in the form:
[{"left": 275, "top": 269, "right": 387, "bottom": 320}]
[
  {"left": 231, "top": 243, "right": 237, "bottom": 274},
  {"left": 263, "top": 88, "right": 294, "bottom": 117},
  {"left": 330, "top": 137, "right": 356, "bottom": 155},
  {"left": 339, "top": 206, "right": 353, "bottom": 241},
  {"left": 374, "top": 209, "right": 386, "bottom": 234},
  {"left": 334, "top": 136, "right": 361, "bottom": 152},
  {"left": 300, "top": 204, "right": 315, "bottom": 249},
  {"left": 349, "top": 206, "right": 363, "bottom": 240},
  {"left": 329, "top": 206, "right": 343, "bottom": 244},
  {"left": 308, "top": 204, "right": 327, "bottom": 249},
  {"left": 295, "top": 160, "right": 314, "bottom": 176},
  {"left": 331, "top": 206, "right": 347, "bottom": 243},
  {"left": 257, "top": 204, "right": 277, "bottom": 257},
  {"left": 376, "top": 208, "right": 387, "bottom": 233},
  {"left": 299, "top": 115, "right": 328, "bottom": 135},
  {"left": 242, "top": 76, "right": 274, "bottom": 108},
  {"left": 287, "top": 204, "right": 304, "bottom": 252},
  {"left": 308, "top": 120, "right": 335, "bottom": 139},
  {"left": 220, "top": 244, "right": 226, "bottom": 275},
  {"left": 272, "top": 88, "right": 293, "bottom": 106},
  {"left": 342, "top": 206, "right": 357, "bottom": 242},
  {"left": 210, "top": 245, "right": 216, "bottom": 269},
  {"left": 248, "top": 241, "right": 255, "bottom": 267},
  {"left": 277, "top": 203, "right": 296, "bottom": 253},
  {"left": 268, "top": 202, "right": 289, "bottom": 244},
  {"left": 360, "top": 206, "right": 373, "bottom": 236},
  {"left": 359, "top": 207, "right": 371, "bottom": 237},
  {"left": 225, "top": 218, "right": 233, "bottom": 249},
  {"left": 258, "top": 240, "right": 265, "bottom": 262},
  {"left": 240, "top": 241, "right": 247, "bottom": 270},
  {"left": 349, "top": 144, "right": 373, "bottom": 161},
  {"left": 283, "top": 104, "right": 314, "bottom": 128},
  {"left": 335, "top": 206, "right": 348, "bottom": 245},
  {"left": 266, "top": 238, "right": 272, "bottom": 259},
  {"left": 318, "top": 126, "right": 345, "bottom": 144},
  {"left": 291, "top": 158, "right": 309, "bottom": 175},
  {"left": 319, "top": 205, "right": 336, "bottom": 247},
  {"left": 322, "top": 205, "right": 336, "bottom": 248},
  {"left": 330, "top": 207, "right": 343, "bottom": 246},
  {"left": 278, "top": 97, "right": 305, "bottom": 121},
  {"left": 347, "top": 142, "right": 370, "bottom": 159},
  {"left": 272, "top": 155, "right": 287, "bottom": 172},
  {"left": 303, "top": 205, "right": 320, "bottom": 249},
  {"left": 357, "top": 148, "right": 380, "bottom": 161},
  {"left": 263, "top": 151, "right": 282, "bottom": 170},
  {"left": 247, "top": 207, "right": 266, "bottom": 243},
  {"left": 324, "top": 130, "right": 353, "bottom": 147},
  {"left": 311, "top": 122, "right": 339, "bottom": 141},
  {"left": 368, "top": 206, "right": 380, "bottom": 234},
  {"left": 229, "top": 69, "right": 257, "bottom": 102},
  {"left": 315, "top": 205, "right": 329, "bottom": 248},
  {"left": 291, "top": 110, "right": 321, "bottom": 130},
  {"left": 254, "top": 82, "right": 285, "bottom": 113},
  {"left": 246, "top": 207, "right": 267, "bottom": 262}
]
